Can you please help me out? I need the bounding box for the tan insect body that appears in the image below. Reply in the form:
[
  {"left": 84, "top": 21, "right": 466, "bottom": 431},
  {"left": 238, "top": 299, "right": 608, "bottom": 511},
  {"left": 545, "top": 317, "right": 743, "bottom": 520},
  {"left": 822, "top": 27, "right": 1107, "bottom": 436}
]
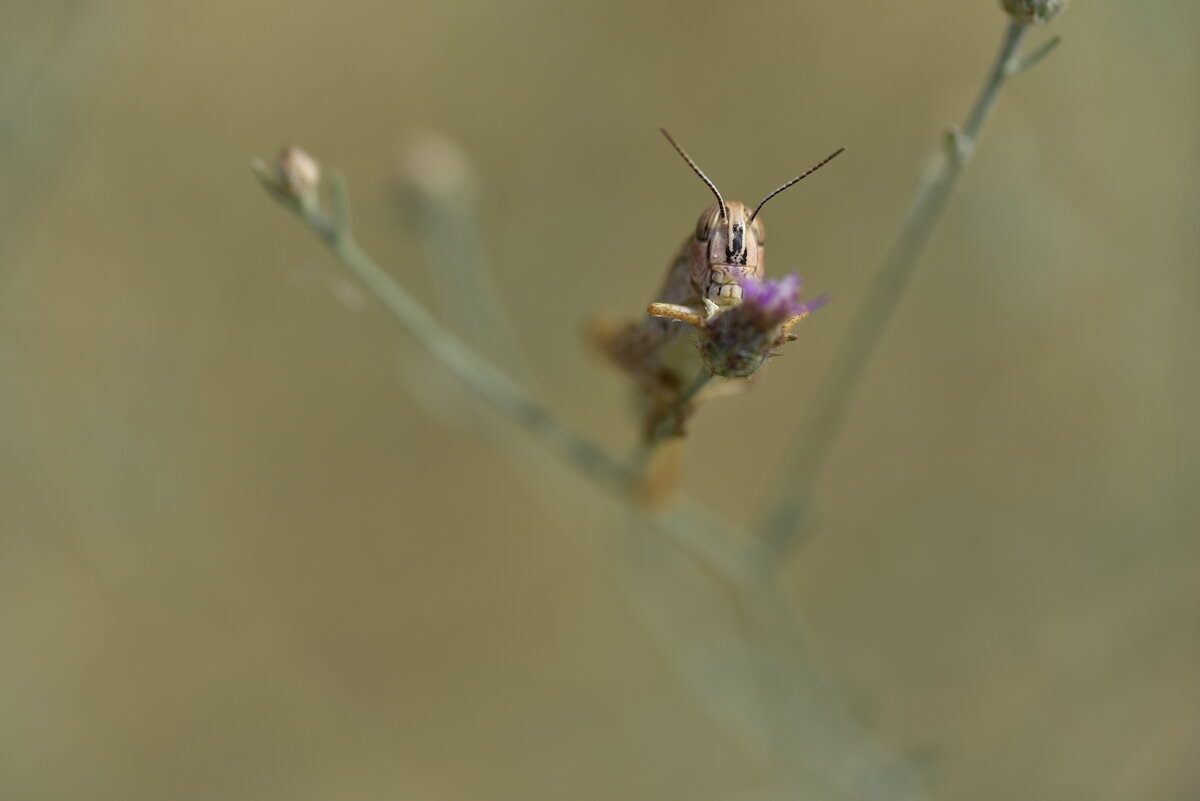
[{"left": 596, "top": 130, "right": 843, "bottom": 439}]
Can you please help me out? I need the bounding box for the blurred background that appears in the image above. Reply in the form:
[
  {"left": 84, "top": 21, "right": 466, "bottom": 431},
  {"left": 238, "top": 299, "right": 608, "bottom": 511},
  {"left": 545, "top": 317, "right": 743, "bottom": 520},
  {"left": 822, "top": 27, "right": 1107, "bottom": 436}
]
[{"left": 2, "top": 1, "right": 1197, "bottom": 799}]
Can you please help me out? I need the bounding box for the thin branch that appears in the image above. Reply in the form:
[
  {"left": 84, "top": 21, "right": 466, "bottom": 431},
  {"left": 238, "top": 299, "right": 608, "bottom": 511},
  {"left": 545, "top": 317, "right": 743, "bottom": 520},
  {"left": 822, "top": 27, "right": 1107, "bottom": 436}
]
[
  {"left": 756, "top": 19, "right": 1055, "bottom": 565},
  {"left": 258, "top": 162, "right": 629, "bottom": 488},
  {"left": 255, "top": 161, "right": 747, "bottom": 577}
]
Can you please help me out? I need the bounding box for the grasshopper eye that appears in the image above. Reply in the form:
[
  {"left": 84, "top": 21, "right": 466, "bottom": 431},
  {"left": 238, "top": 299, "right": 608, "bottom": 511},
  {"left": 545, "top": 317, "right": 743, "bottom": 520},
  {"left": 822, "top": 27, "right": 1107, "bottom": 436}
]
[
  {"left": 750, "top": 216, "right": 765, "bottom": 246},
  {"left": 696, "top": 205, "right": 722, "bottom": 241}
]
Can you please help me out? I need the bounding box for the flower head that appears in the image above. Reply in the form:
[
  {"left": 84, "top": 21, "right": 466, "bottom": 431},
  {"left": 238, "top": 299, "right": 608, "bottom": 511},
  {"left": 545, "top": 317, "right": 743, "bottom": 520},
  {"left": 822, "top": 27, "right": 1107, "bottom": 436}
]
[
  {"left": 696, "top": 273, "right": 827, "bottom": 378},
  {"left": 738, "top": 273, "right": 811, "bottom": 322}
]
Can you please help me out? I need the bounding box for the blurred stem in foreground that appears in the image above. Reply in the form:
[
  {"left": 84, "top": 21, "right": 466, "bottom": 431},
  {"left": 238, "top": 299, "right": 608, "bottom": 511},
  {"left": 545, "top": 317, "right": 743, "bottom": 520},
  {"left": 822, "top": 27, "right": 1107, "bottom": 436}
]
[
  {"left": 755, "top": 18, "right": 1062, "bottom": 566},
  {"left": 396, "top": 134, "right": 533, "bottom": 385}
]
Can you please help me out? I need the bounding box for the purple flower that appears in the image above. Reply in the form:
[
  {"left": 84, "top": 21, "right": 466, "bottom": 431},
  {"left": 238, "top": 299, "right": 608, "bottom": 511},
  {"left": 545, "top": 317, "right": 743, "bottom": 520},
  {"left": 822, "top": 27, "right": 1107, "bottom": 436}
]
[
  {"left": 693, "top": 273, "right": 827, "bottom": 378},
  {"left": 646, "top": 271, "right": 828, "bottom": 378},
  {"left": 737, "top": 273, "right": 828, "bottom": 324}
]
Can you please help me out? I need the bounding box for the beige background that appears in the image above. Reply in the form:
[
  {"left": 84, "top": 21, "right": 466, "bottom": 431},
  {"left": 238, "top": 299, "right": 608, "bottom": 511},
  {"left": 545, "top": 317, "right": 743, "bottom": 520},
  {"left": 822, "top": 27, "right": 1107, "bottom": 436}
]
[{"left": 2, "top": 1, "right": 1197, "bottom": 800}]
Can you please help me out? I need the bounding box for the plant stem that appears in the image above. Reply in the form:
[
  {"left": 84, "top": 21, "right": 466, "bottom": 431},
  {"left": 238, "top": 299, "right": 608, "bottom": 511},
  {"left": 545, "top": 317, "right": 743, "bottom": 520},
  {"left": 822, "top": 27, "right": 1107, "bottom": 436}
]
[
  {"left": 756, "top": 20, "right": 1034, "bottom": 564},
  {"left": 287, "top": 173, "right": 634, "bottom": 491},
  {"left": 256, "top": 169, "right": 747, "bottom": 577}
]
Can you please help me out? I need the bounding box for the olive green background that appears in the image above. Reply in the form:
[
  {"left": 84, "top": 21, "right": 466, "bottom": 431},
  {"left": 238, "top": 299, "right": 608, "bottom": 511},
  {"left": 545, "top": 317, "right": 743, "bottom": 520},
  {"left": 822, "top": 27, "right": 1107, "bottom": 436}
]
[{"left": 2, "top": 1, "right": 1197, "bottom": 800}]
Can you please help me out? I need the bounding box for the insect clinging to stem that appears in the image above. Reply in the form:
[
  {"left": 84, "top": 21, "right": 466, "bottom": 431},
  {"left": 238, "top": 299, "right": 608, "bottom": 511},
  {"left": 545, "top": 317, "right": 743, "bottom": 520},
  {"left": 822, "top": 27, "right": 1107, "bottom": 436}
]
[{"left": 593, "top": 129, "right": 845, "bottom": 443}]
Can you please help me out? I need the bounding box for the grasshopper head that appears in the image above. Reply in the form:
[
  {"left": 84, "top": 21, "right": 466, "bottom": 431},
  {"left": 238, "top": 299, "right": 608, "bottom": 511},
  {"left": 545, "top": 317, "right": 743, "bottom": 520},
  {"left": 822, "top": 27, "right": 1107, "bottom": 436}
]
[
  {"left": 660, "top": 128, "right": 845, "bottom": 308},
  {"left": 695, "top": 201, "right": 764, "bottom": 306}
]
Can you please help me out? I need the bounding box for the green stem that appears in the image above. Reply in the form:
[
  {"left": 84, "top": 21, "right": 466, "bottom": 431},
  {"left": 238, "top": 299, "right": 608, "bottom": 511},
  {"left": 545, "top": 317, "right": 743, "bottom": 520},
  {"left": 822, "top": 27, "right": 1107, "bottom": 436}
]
[
  {"left": 756, "top": 20, "right": 1034, "bottom": 564},
  {"left": 256, "top": 168, "right": 747, "bottom": 577},
  {"left": 248, "top": 167, "right": 632, "bottom": 492}
]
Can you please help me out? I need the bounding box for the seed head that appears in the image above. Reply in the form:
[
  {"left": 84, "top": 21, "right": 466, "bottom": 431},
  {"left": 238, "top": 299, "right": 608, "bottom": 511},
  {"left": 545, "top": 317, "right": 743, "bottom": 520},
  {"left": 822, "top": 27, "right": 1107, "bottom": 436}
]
[{"left": 1000, "top": 0, "right": 1069, "bottom": 24}]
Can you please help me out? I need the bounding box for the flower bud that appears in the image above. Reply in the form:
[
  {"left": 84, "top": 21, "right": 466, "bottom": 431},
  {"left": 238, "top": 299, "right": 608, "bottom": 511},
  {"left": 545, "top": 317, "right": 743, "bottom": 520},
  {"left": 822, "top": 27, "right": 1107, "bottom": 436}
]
[
  {"left": 275, "top": 146, "right": 321, "bottom": 209},
  {"left": 1000, "top": 0, "right": 1069, "bottom": 24}
]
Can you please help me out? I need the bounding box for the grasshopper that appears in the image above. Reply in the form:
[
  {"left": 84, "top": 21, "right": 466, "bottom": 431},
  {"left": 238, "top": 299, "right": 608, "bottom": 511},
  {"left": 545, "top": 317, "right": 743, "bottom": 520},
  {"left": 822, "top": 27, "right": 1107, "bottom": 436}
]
[{"left": 595, "top": 129, "right": 844, "bottom": 441}]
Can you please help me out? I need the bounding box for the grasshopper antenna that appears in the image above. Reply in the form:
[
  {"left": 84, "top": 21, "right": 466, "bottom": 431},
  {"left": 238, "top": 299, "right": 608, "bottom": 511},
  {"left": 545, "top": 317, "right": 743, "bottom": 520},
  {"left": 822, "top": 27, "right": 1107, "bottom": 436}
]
[
  {"left": 660, "top": 128, "right": 727, "bottom": 221},
  {"left": 750, "top": 147, "right": 846, "bottom": 222}
]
